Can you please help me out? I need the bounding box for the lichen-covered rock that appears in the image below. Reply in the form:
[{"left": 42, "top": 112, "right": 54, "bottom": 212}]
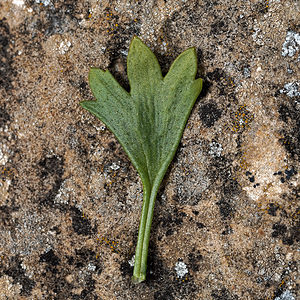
[{"left": 0, "top": 0, "right": 299, "bottom": 299}]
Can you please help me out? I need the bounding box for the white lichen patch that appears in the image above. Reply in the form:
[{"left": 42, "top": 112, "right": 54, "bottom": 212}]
[
  {"left": 243, "top": 67, "right": 251, "bottom": 78},
  {"left": 0, "top": 144, "right": 9, "bottom": 165},
  {"left": 94, "top": 124, "right": 106, "bottom": 131},
  {"left": 281, "top": 31, "right": 300, "bottom": 57},
  {"left": 110, "top": 162, "right": 120, "bottom": 171},
  {"left": 43, "top": 36, "right": 72, "bottom": 58},
  {"left": 280, "top": 82, "right": 300, "bottom": 98},
  {"left": 120, "top": 49, "right": 128, "bottom": 56},
  {"left": 59, "top": 40, "right": 72, "bottom": 54},
  {"left": 274, "top": 290, "right": 295, "bottom": 300},
  {"left": 35, "top": 0, "right": 51, "bottom": 6},
  {"left": 208, "top": 141, "right": 223, "bottom": 157},
  {"left": 128, "top": 255, "right": 135, "bottom": 267},
  {"left": 175, "top": 261, "right": 188, "bottom": 278},
  {"left": 12, "top": 0, "right": 24, "bottom": 6},
  {"left": 252, "top": 19, "right": 265, "bottom": 46},
  {"left": 54, "top": 178, "right": 75, "bottom": 205},
  {"left": 2, "top": 209, "right": 55, "bottom": 256},
  {"left": 87, "top": 262, "right": 96, "bottom": 272}
]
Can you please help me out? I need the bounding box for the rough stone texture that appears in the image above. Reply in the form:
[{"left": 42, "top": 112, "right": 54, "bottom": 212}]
[{"left": 0, "top": 0, "right": 299, "bottom": 299}]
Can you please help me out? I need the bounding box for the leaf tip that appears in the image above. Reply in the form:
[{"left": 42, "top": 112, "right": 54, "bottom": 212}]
[
  {"left": 185, "top": 46, "right": 198, "bottom": 61},
  {"left": 129, "top": 36, "right": 146, "bottom": 54},
  {"left": 131, "top": 35, "right": 143, "bottom": 44}
]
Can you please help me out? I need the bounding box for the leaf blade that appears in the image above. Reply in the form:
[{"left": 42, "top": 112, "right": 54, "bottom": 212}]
[
  {"left": 80, "top": 69, "right": 150, "bottom": 184},
  {"left": 80, "top": 37, "right": 203, "bottom": 283},
  {"left": 127, "top": 37, "right": 163, "bottom": 98}
]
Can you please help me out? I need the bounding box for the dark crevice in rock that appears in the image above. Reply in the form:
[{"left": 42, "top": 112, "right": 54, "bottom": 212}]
[{"left": 0, "top": 19, "right": 16, "bottom": 93}]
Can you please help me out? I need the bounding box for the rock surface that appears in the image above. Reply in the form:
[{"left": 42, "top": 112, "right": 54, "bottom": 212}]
[{"left": 0, "top": 0, "right": 299, "bottom": 299}]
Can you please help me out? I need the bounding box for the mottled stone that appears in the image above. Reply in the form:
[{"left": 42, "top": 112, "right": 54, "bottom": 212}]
[{"left": 0, "top": 0, "right": 299, "bottom": 299}]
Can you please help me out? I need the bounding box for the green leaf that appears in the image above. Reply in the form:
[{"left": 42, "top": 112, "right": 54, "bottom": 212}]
[{"left": 80, "top": 36, "right": 202, "bottom": 283}]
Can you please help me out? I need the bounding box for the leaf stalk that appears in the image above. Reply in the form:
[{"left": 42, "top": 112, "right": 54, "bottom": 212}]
[{"left": 132, "top": 181, "right": 159, "bottom": 283}]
